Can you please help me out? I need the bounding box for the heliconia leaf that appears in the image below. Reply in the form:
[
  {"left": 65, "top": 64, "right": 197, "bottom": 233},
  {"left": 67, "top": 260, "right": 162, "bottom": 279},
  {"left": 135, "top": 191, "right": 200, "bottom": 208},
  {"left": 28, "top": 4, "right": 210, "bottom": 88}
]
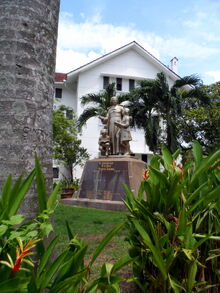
[
  {"left": 187, "top": 261, "right": 197, "bottom": 292},
  {"left": 35, "top": 155, "right": 47, "bottom": 213},
  {"left": 161, "top": 145, "right": 173, "bottom": 171},
  {"left": 39, "top": 250, "right": 69, "bottom": 290},
  {"left": 149, "top": 166, "right": 169, "bottom": 188},
  {"left": 7, "top": 169, "right": 35, "bottom": 218},
  {"left": 90, "top": 221, "right": 125, "bottom": 266},
  {"left": 189, "top": 185, "right": 220, "bottom": 213},
  {"left": 172, "top": 148, "right": 181, "bottom": 161},
  {"left": 0, "top": 277, "right": 30, "bottom": 292},
  {"left": 132, "top": 219, "right": 167, "bottom": 280},
  {"left": 0, "top": 175, "right": 12, "bottom": 207},
  {"left": 149, "top": 154, "right": 160, "bottom": 170},
  {"left": 47, "top": 182, "right": 60, "bottom": 212},
  {"left": 65, "top": 220, "right": 74, "bottom": 240},
  {"left": 192, "top": 141, "right": 203, "bottom": 169},
  {"left": 111, "top": 254, "right": 132, "bottom": 274},
  {"left": 37, "top": 236, "right": 60, "bottom": 278},
  {"left": 185, "top": 182, "right": 207, "bottom": 206},
  {"left": 191, "top": 148, "right": 220, "bottom": 185}
]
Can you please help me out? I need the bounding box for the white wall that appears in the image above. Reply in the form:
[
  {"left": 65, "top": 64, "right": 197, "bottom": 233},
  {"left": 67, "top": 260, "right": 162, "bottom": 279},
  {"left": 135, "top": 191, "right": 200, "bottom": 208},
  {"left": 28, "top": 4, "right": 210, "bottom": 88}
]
[{"left": 58, "top": 48, "right": 177, "bottom": 179}]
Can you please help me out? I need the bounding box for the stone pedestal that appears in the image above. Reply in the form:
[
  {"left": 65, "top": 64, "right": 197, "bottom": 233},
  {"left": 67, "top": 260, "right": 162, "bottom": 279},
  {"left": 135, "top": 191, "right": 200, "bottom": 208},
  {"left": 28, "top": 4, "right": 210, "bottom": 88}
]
[{"left": 77, "top": 157, "right": 146, "bottom": 205}]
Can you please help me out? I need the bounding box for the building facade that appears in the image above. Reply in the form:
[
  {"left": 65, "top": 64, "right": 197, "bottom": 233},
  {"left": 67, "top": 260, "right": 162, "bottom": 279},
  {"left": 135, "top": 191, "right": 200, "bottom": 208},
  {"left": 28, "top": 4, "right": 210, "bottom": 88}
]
[{"left": 54, "top": 41, "right": 180, "bottom": 180}]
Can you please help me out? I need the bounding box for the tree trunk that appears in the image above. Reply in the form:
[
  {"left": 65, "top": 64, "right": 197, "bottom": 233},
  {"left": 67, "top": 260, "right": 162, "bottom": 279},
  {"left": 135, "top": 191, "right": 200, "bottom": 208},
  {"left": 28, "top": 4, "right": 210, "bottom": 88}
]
[{"left": 0, "top": 0, "right": 60, "bottom": 218}]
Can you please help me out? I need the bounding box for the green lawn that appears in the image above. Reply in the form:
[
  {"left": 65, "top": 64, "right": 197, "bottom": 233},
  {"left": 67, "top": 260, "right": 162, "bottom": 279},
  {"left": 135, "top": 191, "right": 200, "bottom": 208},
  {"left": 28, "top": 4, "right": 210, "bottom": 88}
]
[{"left": 53, "top": 204, "right": 131, "bottom": 280}]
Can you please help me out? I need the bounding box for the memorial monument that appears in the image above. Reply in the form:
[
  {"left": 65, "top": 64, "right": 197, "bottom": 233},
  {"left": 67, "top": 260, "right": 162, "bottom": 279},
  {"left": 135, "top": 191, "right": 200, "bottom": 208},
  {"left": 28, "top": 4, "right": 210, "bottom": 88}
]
[{"left": 75, "top": 96, "right": 147, "bottom": 210}]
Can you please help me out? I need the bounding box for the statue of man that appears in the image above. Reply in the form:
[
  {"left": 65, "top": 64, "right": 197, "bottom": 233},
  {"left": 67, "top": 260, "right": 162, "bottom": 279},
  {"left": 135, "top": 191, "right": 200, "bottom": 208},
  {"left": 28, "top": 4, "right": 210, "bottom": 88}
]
[
  {"left": 115, "top": 107, "right": 132, "bottom": 155},
  {"left": 99, "top": 96, "right": 124, "bottom": 155}
]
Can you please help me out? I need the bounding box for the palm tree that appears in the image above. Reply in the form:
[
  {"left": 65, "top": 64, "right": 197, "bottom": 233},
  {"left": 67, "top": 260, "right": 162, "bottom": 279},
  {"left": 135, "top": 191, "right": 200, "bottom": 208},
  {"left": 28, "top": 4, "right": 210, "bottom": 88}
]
[
  {"left": 127, "top": 79, "right": 161, "bottom": 153},
  {"left": 0, "top": 0, "right": 60, "bottom": 218},
  {"left": 78, "top": 83, "right": 117, "bottom": 128},
  {"left": 127, "top": 72, "right": 208, "bottom": 153},
  {"left": 154, "top": 72, "right": 208, "bottom": 152}
]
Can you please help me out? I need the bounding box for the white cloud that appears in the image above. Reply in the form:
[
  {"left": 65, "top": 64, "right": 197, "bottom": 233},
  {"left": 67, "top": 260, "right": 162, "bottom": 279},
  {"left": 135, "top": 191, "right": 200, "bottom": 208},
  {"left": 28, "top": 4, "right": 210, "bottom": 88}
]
[
  {"left": 206, "top": 71, "right": 220, "bottom": 82},
  {"left": 56, "top": 11, "right": 220, "bottom": 74},
  {"left": 56, "top": 12, "right": 160, "bottom": 72}
]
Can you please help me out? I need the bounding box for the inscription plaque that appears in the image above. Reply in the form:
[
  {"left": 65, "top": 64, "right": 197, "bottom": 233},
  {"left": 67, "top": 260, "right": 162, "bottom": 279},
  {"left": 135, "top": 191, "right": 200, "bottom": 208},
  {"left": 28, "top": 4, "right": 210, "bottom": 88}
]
[{"left": 78, "top": 157, "right": 146, "bottom": 202}]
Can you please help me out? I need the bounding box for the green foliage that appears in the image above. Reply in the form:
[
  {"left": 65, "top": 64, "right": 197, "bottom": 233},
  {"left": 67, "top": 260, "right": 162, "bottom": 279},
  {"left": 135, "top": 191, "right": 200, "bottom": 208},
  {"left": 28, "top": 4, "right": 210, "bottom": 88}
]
[
  {"left": 53, "top": 105, "right": 89, "bottom": 182},
  {"left": 0, "top": 158, "right": 128, "bottom": 292},
  {"left": 78, "top": 83, "right": 116, "bottom": 128},
  {"left": 178, "top": 81, "right": 220, "bottom": 153},
  {"left": 125, "top": 72, "right": 208, "bottom": 153},
  {"left": 124, "top": 142, "right": 220, "bottom": 292}
]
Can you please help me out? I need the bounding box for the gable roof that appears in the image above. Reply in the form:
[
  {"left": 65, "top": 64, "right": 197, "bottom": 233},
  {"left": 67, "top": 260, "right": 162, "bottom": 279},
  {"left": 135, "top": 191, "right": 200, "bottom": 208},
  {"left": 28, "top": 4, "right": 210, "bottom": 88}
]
[{"left": 67, "top": 41, "right": 181, "bottom": 82}]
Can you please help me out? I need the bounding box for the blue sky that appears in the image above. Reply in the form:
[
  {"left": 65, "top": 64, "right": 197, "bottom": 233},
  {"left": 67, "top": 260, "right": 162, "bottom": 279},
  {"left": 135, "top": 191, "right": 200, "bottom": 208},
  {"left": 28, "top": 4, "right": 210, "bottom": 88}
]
[{"left": 56, "top": 0, "right": 220, "bottom": 84}]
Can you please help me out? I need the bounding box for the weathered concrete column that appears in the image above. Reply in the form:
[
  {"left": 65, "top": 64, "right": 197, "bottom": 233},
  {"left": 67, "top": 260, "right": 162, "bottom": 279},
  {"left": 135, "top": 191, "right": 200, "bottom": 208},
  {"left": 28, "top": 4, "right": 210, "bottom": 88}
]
[{"left": 0, "top": 0, "right": 60, "bottom": 218}]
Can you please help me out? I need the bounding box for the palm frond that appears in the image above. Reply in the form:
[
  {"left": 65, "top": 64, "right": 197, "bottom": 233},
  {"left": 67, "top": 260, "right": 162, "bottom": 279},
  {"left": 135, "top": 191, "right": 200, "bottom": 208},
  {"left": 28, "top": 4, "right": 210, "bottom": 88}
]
[
  {"left": 81, "top": 93, "right": 103, "bottom": 106},
  {"left": 182, "top": 87, "right": 210, "bottom": 105},
  {"left": 78, "top": 107, "right": 100, "bottom": 128},
  {"left": 174, "top": 75, "right": 202, "bottom": 88}
]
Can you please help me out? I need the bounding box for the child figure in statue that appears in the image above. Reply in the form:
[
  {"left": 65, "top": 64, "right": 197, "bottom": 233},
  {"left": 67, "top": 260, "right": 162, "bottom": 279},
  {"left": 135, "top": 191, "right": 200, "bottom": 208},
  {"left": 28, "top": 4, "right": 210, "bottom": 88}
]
[{"left": 98, "top": 128, "right": 110, "bottom": 157}]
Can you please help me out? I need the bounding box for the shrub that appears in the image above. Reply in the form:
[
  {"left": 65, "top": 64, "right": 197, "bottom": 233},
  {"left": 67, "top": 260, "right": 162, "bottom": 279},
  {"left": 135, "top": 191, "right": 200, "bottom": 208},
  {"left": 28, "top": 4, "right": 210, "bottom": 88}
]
[{"left": 124, "top": 142, "right": 220, "bottom": 292}]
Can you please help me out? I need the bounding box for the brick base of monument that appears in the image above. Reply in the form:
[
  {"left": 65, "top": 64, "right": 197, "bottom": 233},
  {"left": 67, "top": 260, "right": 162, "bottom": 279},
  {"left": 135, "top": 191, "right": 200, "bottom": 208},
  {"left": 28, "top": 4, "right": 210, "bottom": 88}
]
[{"left": 64, "top": 157, "right": 146, "bottom": 211}]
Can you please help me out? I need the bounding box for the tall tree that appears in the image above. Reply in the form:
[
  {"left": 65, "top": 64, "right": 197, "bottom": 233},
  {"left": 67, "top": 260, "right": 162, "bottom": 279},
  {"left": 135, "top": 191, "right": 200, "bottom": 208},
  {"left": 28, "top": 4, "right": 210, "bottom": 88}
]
[
  {"left": 0, "top": 0, "right": 60, "bottom": 218},
  {"left": 53, "top": 105, "right": 89, "bottom": 183},
  {"left": 126, "top": 79, "right": 161, "bottom": 153},
  {"left": 128, "top": 72, "right": 207, "bottom": 153},
  {"left": 178, "top": 81, "right": 220, "bottom": 153}
]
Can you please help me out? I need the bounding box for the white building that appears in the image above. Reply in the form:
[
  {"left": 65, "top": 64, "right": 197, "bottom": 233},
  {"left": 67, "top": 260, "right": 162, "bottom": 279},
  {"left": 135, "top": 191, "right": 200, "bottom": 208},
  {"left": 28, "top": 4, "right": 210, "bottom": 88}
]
[{"left": 54, "top": 41, "right": 180, "bottom": 180}]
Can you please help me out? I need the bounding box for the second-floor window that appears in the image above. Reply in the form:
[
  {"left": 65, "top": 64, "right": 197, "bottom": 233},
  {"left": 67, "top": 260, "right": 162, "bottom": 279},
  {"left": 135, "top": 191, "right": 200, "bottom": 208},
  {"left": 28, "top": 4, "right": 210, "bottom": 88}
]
[
  {"left": 129, "top": 79, "right": 135, "bottom": 91},
  {"left": 116, "top": 78, "right": 122, "bottom": 91},
  {"left": 103, "top": 76, "right": 109, "bottom": 89},
  {"left": 55, "top": 88, "right": 62, "bottom": 99}
]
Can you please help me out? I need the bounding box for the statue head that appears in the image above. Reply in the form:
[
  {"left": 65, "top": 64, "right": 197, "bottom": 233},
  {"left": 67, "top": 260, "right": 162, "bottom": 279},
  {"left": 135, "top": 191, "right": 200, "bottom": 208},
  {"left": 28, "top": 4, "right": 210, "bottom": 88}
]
[{"left": 110, "top": 96, "right": 118, "bottom": 106}]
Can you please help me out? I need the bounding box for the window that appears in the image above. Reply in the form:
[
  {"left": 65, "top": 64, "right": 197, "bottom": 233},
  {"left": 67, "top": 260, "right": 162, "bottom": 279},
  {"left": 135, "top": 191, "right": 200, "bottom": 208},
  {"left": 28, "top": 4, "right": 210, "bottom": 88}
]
[
  {"left": 55, "top": 88, "right": 62, "bottom": 99},
  {"left": 129, "top": 79, "right": 135, "bottom": 91},
  {"left": 103, "top": 76, "right": 109, "bottom": 89},
  {"left": 141, "top": 154, "right": 148, "bottom": 163},
  {"left": 116, "top": 78, "right": 122, "bottom": 91},
  {"left": 53, "top": 167, "right": 59, "bottom": 179},
  {"left": 66, "top": 109, "right": 73, "bottom": 120}
]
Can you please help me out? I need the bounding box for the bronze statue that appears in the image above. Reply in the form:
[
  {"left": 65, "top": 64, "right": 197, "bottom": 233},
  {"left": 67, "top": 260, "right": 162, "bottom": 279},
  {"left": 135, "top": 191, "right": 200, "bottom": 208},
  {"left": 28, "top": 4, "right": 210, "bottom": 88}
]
[{"left": 99, "top": 97, "right": 132, "bottom": 156}]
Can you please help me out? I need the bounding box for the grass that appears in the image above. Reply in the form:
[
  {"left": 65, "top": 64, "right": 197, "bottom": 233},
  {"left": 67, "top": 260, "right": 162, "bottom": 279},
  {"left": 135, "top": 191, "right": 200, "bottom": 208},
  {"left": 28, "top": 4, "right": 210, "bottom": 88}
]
[{"left": 53, "top": 204, "right": 131, "bottom": 281}]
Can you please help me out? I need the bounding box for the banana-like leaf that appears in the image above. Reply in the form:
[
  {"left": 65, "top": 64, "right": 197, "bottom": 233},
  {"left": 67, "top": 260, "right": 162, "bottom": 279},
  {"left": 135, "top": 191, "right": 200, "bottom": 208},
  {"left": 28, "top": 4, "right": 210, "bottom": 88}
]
[
  {"left": 6, "top": 169, "right": 35, "bottom": 219},
  {"left": 65, "top": 220, "right": 74, "bottom": 240},
  {"left": 47, "top": 182, "right": 60, "bottom": 212},
  {"left": 0, "top": 277, "right": 30, "bottom": 293},
  {"left": 0, "top": 175, "right": 12, "bottom": 208},
  {"left": 149, "top": 166, "right": 169, "bottom": 188},
  {"left": 132, "top": 219, "right": 167, "bottom": 280},
  {"left": 161, "top": 145, "right": 173, "bottom": 171},
  {"left": 192, "top": 141, "right": 203, "bottom": 169},
  {"left": 38, "top": 250, "right": 69, "bottom": 290},
  {"left": 35, "top": 155, "right": 47, "bottom": 213},
  {"left": 191, "top": 148, "right": 220, "bottom": 185},
  {"left": 185, "top": 182, "right": 207, "bottom": 206},
  {"left": 187, "top": 261, "right": 197, "bottom": 292},
  {"left": 37, "top": 236, "right": 60, "bottom": 278},
  {"left": 189, "top": 185, "right": 220, "bottom": 213}
]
